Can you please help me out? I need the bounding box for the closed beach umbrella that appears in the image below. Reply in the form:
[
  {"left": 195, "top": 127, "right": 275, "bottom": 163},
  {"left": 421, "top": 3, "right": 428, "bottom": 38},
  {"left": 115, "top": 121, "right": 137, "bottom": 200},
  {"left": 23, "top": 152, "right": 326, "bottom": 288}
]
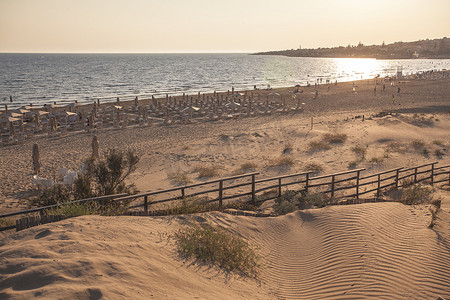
[
  {"left": 32, "top": 143, "right": 41, "bottom": 174},
  {"left": 92, "top": 136, "right": 99, "bottom": 159}
]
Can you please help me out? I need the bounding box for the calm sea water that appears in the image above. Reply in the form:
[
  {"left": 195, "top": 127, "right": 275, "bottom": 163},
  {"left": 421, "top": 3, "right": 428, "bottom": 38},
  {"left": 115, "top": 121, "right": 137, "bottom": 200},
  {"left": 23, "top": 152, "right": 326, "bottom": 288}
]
[{"left": 1, "top": 53, "right": 449, "bottom": 109}]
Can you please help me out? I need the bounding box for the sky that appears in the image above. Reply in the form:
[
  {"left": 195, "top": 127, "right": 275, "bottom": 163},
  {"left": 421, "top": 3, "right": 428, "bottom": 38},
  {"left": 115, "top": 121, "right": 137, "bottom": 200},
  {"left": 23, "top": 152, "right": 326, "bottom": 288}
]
[{"left": 0, "top": 0, "right": 449, "bottom": 53}]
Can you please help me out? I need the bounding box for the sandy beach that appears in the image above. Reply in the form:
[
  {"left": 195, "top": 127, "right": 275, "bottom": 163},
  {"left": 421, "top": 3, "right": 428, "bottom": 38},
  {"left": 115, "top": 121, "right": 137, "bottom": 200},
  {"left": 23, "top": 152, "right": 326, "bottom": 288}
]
[{"left": 1, "top": 75, "right": 450, "bottom": 299}]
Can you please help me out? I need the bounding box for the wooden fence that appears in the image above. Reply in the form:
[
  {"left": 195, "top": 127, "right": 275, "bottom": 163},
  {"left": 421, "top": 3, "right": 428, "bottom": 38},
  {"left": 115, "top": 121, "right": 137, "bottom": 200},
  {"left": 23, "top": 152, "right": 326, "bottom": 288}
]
[{"left": 1, "top": 162, "right": 449, "bottom": 232}]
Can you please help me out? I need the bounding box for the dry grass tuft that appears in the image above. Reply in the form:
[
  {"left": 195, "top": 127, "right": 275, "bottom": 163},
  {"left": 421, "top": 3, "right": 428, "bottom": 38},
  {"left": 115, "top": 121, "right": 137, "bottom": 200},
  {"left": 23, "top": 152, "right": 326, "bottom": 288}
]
[
  {"left": 322, "top": 133, "right": 347, "bottom": 144},
  {"left": 167, "top": 170, "right": 192, "bottom": 185},
  {"left": 234, "top": 162, "right": 258, "bottom": 174},
  {"left": 268, "top": 156, "right": 295, "bottom": 167},
  {"left": 411, "top": 139, "right": 425, "bottom": 149},
  {"left": 351, "top": 145, "right": 367, "bottom": 158},
  {"left": 304, "top": 162, "right": 324, "bottom": 173},
  {"left": 308, "top": 141, "right": 331, "bottom": 151},
  {"left": 193, "top": 165, "right": 219, "bottom": 178}
]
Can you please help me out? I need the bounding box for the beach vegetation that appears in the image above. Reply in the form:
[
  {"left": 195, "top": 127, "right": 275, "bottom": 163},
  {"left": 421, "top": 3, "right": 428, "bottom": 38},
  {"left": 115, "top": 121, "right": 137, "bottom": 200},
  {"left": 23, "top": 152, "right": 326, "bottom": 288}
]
[
  {"left": 274, "top": 190, "right": 327, "bottom": 214},
  {"left": 411, "top": 139, "right": 425, "bottom": 149},
  {"left": 400, "top": 184, "right": 432, "bottom": 205},
  {"left": 428, "top": 205, "right": 439, "bottom": 229},
  {"left": 434, "top": 149, "right": 444, "bottom": 158},
  {"left": 386, "top": 142, "right": 406, "bottom": 153},
  {"left": 268, "top": 156, "right": 295, "bottom": 167},
  {"left": 348, "top": 161, "right": 358, "bottom": 169},
  {"left": 368, "top": 156, "right": 384, "bottom": 164},
  {"left": 422, "top": 148, "right": 430, "bottom": 157},
  {"left": 308, "top": 140, "right": 331, "bottom": 151},
  {"left": 167, "top": 170, "right": 192, "bottom": 185},
  {"left": 304, "top": 162, "right": 324, "bottom": 173},
  {"left": 165, "top": 196, "right": 213, "bottom": 215},
  {"left": 193, "top": 165, "right": 219, "bottom": 178},
  {"left": 234, "top": 162, "right": 258, "bottom": 174},
  {"left": 432, "top": 140, "right": 444, "bottom": 146},
  {"left": 350, "top": 145, "right": 367, "bottom": 159},
  {"left": 34, "top": 184, "right": 73, "bottom": 207},
  {"left": 322, "top": 133, "right": 347, "bottom": 144},
  {"left": 175, "top": 224, "right": 259, "bottom": 277},
  {"left": 0, "top": 217, "right": 16, "bottom": 227},
  {"left": 46, "top": 201, "right": 99, "bottom": 217}
]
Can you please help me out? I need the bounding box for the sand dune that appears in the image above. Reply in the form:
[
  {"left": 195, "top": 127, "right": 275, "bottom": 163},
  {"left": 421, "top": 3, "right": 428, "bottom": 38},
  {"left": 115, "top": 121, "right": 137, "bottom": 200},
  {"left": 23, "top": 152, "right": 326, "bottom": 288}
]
[{"left": 1, "top": 190, "right": 449, "bottom": 299}]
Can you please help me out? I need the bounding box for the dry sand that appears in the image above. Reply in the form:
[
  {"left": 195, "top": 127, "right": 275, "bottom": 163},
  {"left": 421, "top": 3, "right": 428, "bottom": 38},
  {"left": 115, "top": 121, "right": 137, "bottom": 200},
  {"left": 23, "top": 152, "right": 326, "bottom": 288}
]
[
  {"left": 1, "top": 76, "right": 450, "bottom": 299},
  {"left": 1, "top": 190, "right": 449, "bottom": 299}
]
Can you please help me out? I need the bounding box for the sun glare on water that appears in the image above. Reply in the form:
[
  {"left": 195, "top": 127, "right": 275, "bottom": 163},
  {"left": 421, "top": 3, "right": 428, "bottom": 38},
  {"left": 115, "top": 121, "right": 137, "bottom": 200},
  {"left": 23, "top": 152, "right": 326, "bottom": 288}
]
[{"left": 333, "top": 58, "right": 382, "bottom": 81}]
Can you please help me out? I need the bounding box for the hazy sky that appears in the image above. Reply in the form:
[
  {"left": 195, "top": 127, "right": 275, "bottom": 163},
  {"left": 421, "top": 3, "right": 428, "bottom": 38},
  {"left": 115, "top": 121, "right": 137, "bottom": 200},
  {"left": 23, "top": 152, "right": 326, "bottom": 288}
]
[{"left": 1, "top": 0, "right": 449, "bottom": 53}]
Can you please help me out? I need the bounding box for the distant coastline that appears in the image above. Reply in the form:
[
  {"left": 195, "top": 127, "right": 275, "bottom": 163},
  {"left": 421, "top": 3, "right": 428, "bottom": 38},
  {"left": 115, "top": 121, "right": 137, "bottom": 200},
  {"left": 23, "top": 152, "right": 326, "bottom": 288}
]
[{"left": 253, "top": 37, "right": 450, "bottom": 60}]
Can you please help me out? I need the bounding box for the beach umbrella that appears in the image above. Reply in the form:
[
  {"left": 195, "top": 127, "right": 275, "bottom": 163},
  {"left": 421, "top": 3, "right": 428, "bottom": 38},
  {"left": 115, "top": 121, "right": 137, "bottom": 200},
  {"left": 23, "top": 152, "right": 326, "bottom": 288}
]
[
  {"left": 92, "top": 136, "right": 99, "bottom": 159},
  {"left": 32, "top": 143, "right": 41, "bottom": 174}
]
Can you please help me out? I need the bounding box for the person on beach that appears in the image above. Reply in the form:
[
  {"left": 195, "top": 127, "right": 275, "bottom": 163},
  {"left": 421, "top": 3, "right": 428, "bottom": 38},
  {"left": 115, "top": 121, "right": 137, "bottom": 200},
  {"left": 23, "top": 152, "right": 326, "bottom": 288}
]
[
  {"left": 392, "top": 94, "right": 396, "bottom": 104},
  {"left": 398, "top": 87, "right": 401, "bottom": 93},
  {"left": 374, "top": 86, "right": 377, "bottom": 96}
]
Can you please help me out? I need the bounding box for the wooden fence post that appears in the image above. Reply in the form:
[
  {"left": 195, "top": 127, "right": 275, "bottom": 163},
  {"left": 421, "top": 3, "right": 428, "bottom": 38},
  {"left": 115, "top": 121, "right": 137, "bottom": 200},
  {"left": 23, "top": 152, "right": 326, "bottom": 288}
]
[
  {"left": 181, "top": 188, "right": 185, "bottom": 199},
  {"left": 431, "top": 164, "right": 435, "bottom": 185},
  {"left": 251, "top": 174, "right": 256, "bottom": 205},
  {"left": 356, "top": 170, "right": 360, "bottom": 200},
  {"left": 377, "top": 174, "right": 381, "bottom": 199},
  {"left": 331, "top": 175, "right": 335, "bottom": 198},
  {"left": 219, "top": 180, "right": 223, "bottom": 207},
  {"left": 144, "top": 195, "right": 148, "bottom": 213},
  {"left": 395, "top": 170, "right": 399, "bottom": 189},
  {"left": 278, "top": 178, "right": 282, "bottom": 197},
  {"left": 305, "top": 173, "right": 309, "bottom": 193},
  {"left": 414, "top": 167, "right": 418, "bottom": 183}
]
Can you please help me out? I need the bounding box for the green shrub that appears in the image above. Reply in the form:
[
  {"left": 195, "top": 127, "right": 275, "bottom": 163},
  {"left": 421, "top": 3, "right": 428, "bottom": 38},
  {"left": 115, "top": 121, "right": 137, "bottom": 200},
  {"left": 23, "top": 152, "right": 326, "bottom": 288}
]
[
  {"left": 175, "top": 224, "right": 259, "bottom": 276},
  {"left": 34, "top": 184, "right": 72, "bottom": 206},
  {"left": 165, "top": 196, "right": 214, "bottom": 215},
  {"left": 274, "top": 190, "right": 326, "bottom": 214},
  {"left": 46, "top": 201, "right": 99, "bottom": 217},
  {"left": 400, "top": 184, "right": 432, "bottom": 205}
]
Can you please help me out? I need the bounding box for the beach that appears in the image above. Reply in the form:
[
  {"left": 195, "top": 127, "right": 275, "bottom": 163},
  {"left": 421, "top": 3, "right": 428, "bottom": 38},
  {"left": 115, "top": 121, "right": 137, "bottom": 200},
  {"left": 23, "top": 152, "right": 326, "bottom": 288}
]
[{"left": 1, "top": 75, "right": 450, "bottom": 299}]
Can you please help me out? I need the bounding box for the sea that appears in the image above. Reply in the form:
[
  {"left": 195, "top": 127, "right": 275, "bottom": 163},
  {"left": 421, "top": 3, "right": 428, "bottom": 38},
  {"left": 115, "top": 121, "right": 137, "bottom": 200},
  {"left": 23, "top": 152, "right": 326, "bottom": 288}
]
[{"left": 1, "top": 53, "right": 449, "bottom": 110}]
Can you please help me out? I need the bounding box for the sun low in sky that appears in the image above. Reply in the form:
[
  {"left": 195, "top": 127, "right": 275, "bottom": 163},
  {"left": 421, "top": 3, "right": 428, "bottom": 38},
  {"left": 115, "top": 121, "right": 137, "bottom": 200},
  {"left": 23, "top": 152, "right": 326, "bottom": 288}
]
[{"left": 0, "top": 0, "right": 449, "bottom": 53}]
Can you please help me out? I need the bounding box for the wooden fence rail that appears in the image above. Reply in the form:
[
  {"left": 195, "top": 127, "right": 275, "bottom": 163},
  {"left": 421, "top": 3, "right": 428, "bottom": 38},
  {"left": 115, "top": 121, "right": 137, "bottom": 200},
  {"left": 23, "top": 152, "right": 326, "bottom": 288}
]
[{"left": 1, "top": 162, "right": 449, "bottom": 232}]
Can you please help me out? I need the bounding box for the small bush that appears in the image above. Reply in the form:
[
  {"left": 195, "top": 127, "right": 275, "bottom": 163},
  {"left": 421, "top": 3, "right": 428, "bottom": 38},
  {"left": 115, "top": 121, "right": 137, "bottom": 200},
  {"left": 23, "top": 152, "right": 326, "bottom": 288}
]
[
  {"left": 422, "top": 148, "right": 430, "bottom": 157},
  {"left": 432, "top": 140, "right": 444, "bottom": 146},
  {"left": 0, "top": 217, "right": 16, "bottom": 227},
  {"left": 351, "top": 145, "right": 367, "bottom": 158},
  {"left": 47, "top": 201, "right": 99, "bottom": 217},
  {"left": 268, "top": 156, "right": 295, "bottom": 167},
  {"left": 175, "top": 224, "right": 258, "bottom": 276},
  {"left": 193, "top": 165, "right": 219, "bottom": 178},
  {"left": 274, "top": 190, "right": 326, "bottom": 214},
  {"left": 167, "top": 170, "right": 191, "bottom": 185},
  {"left": 411, "top": 139, "right": 425, "bottom": 149},
  {"left": 386, "top": 142, "right": 406, "bottom": 153},
  {"left": 304, "top": 162, "right": 324, "bottom": 173},
  {"left": 368, "top": 156, "right": 384, "bottom": 164},
  {"left": 400, "top": 184, "right": 432, "bottom": 205},
  {"left": 34, "top": 184, "right": 72, "bottom": 207},
  {"left": 322, "top": 133, "right": 347, "bottom": 144},
  {"left": 165, "top": 196, "right": 213, "bottom": 215},
  {"left": 348, "top": 161, "right": 358, "bottom": 169},
  {"left": 234, "top": 162, "right": 258, "bottom": 174},
  {"left": 434, "top": 149, "right": 444, "bottom": 158},
  {"left": 308, "top": 140, "right": 331, "bottom": 151}
]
